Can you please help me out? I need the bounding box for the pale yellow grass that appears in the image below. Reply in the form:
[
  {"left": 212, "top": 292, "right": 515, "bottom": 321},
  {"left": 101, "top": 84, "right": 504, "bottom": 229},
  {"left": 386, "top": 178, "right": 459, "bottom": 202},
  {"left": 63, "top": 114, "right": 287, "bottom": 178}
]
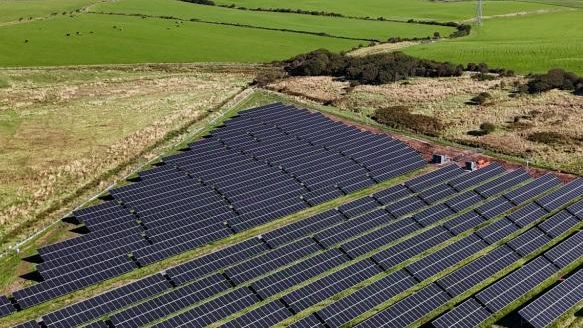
[
  {"left": 0, "top": 66, "right": 253, "bottom": 248},
  {"left": 348, "top": 41, "right": 421, "bottom": 57}
]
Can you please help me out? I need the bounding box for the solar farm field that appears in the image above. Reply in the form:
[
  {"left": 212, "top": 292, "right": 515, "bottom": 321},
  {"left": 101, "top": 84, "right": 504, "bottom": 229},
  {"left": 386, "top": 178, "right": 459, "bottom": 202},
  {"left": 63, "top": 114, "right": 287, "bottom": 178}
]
[{"left": 3, "top": 103, "right": 583, "bottom": 328}]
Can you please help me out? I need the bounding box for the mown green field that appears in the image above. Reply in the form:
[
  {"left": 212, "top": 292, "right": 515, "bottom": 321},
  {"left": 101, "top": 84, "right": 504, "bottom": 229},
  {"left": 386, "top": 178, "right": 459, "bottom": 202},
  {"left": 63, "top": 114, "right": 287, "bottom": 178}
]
[
  {"left": 211, "top": 0, "right": 560, "bottom": 21},
  {"left": 405, "top": 10, "right": 583, "bottom": 74},
  {"left": 92, "top": 0, "right": 455, "bottom": 41},
  {"left": 0, "top": 0, "right": 99, "bottom": 24},
  {"left": 0, "top": 14, "right": 363, "bottom": 66}
]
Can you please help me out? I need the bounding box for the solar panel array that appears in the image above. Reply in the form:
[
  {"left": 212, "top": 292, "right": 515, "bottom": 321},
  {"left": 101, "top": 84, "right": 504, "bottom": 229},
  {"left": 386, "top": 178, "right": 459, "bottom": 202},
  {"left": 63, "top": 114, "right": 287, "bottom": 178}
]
[
  {"left": 5, "top": 103, "right": 426, "bottom": 311},
  {"left": 5, "top": 106, "right": 583, "bottom": 328}
]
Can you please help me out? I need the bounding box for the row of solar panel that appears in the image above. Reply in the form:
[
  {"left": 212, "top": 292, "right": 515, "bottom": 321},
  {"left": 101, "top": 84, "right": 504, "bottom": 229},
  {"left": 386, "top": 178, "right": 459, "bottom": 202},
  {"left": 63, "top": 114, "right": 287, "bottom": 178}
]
[
  {"left": 430, "top": 181, "right": 583, "bottom": 328},
  {"left": 2, "top": 167, "right": 472, "bottom": 326},
  {"left": 7, "top": 163, "right": 531, "bottom": 327}
]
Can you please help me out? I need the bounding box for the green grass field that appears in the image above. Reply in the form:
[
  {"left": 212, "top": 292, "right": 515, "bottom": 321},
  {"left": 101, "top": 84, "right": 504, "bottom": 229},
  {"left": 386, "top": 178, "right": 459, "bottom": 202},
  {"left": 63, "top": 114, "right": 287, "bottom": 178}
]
[
  {"left": 92, "top": 0, "right": 455, "bottom": 41},
  {"left": 0, "top": 0, "right": 99, "bottom": 24},
  {"left": 0, "top": 14, "right": 363, "bottom": 66},
  {"left": 211, "top": 0, "right": 560, "bottom": 21},
  {"left": 405, "top": 10, "right": 583, "bottom": 74}
]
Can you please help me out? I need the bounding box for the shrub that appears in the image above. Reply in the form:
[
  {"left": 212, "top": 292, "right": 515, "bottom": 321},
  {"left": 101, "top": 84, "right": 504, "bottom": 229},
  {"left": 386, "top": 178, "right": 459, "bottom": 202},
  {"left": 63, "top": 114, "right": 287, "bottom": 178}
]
[
  {"left": 373, "top": 106, "right": 444, "bottom": 136},
  {"left": 470, "top": 92, "right": 492, "bottom": 105},
  {"left": 180, "top": 0, "right": 215, "bottom": 5},
  {"left": 480, "top": 122, "right": 496, "bottom": 134},
  {"left": 526, "top": 68, "right": 583, "bottom": 94},
  {"left": 526, "top": 131, "right": 569, "bottom": 145},
  {"left": 282, "top": 49, "right": 463, "bottom": 85},
  {"left": 253, "top": 69, "right": 286, "bottom": 87}
]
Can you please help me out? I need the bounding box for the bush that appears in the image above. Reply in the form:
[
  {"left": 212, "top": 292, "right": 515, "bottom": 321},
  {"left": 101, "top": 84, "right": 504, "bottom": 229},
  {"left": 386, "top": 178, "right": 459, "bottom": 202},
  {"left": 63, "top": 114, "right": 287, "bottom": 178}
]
[
  {"left": 253, "top": 69, "right": 286, "bottom": 87},
  {"left": 373, "top": 106, "right": 444, "bottom": 136},
  {"left": 480, "top": 122, "right": 496, "bottom": 134},
  {"left": 282, "top": 49, "right": 463, "bottom": 85},
  {"left": 526, "top": 131, "right": 569, "bottom": 145},
  {"left": 180, "top": 0, "right": 215, "bottom": 5},
  {"left": 526, "top": 68, "right": 583, "bottom": 94},
  {"left": 470, "top": 92, "right": 492, "bottom": 105}
]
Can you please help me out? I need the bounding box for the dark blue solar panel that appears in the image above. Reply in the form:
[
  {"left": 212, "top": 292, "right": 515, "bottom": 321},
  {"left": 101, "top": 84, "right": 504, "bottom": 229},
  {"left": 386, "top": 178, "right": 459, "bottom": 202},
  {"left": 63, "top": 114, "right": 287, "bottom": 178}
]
[
  {"left": 412, "top": 203, "right": 455, "bottom": 227},
  {"left": 447, "top": 162, "right": 505, "bottom": 191},
  {"left": 507, "top": 228, "right": 551, "bottom": 257},
  {"left": 372, "top": 184, "right": 413, "bottom": 205},
  {"left": 0, "top": 296, "right": 15, "bottom": 319},
  {"left": 504, "top": 174, "right": 560, "bottom": 205},
  {"left": 474, "top": 197, "right": 515, "bottom": 219},
  {"left": 443, "top": 211, "right": 486, "bottom": 236},
  {"left": 506, "top": 203, "right": 548, "bottom": 228},
  {"left": 539, "top": 211, "right": 579, "bottom": 238},
  {"left": 373, "top": 226, "right": 453, "bottom": 270},
  {"left": 537, "top": 178, "right": 583, "bottom": 212},
  {"left": 317, "top": 269, "right": 417, "bottom": 328},
  {"left": 282, "top": 259, "right": 382, "bottom": 313},
  {"left": 519, "top": 269, "right": 583, "bottom": 328},
  {"left": 544, "top": 230, "right": 583, "bottom": 268},
  {"left": 475, "top": 218, "right": 519, "bottom": 244},
  {"left": 474, "top": 169, "right": 531, "bottom": 198},
  {"left": 404, "top": 165, "right": 464, "bottom": 193},
  {"left": 406, "top": 234, "right": 488, "bottom": 281},
  {"left": 221, "top": 300, "right": 293, "bottom": 328},
  {"left": 432, "top": 298, "right": 492, "bottom": 328},
  {"left": 436, "top": 245, "right": 521, "bottom": 297},
  {"left": 446, "top": 191, "right": 484, "bottom": 212},
  {"left": 476, "top": 257, "right": 558, "bottom": 313},
  {"left": 357, "top": 283, "right": 451, "bottom": 328}
]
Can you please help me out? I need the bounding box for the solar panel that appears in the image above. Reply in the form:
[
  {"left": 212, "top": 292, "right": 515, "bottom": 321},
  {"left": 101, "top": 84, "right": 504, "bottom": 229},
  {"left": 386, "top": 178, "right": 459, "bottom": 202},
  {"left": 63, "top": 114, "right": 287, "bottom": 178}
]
[
  {"left": 341, "top": 218, "right": 422, "bottom": 258},
  {"left": 506, "top": 203, "right": 549, "bottom": 228},
  {"left": 13, "top": 321, "right": 40, "bottom": 328},
  {"left": 544, "top": 230, "right": 583, "bottom": 268},
  {"left": 42, "top": 274, "right": 171, "bottom": 328},
  {"left": 406, "top": 234, "right": 488, "bottom": 281},
  {"left": 474, "top": 169, "right": 531, "bottom": 198},
  {"left": 418, "top": 184, "right": 458, "bottom": 204},
  {"left": 447, "top": 162, "right": 505, "bottom": 192},
  {"left": 437, "top": 245, "right": 521, "bottom": 297},
  {"left": 0, "top": 296, "right": 14, "bottom": 319},
  {"left": 372, "top": 226, "right": 453, "bottom": 270},
  {"left": 150, "top": 287, "right": 260, "bottom": 328},
  {"left": 286, "top": 315, "right": 326, "bottom": 328},
  {"left": 507, "top": 228, "right": 552, "bottom": 257},
  {"left": 110, "top": 274, "right": 229, "bottom": 328},
  {"left": 317, "top": 269, "right": 417, "bottom": 328},
  {"left": 475, "top": 257, "right": 558, "bottom": 312},
  {"left": 386, "top": 196, "right": 427, "bottom": 218},
  {"left": 166, "top": 238, "right": 269, "bottom": 285},
  {"left": 519, "top": 270, "right": 583, "bottom": 328},
  {"left": 221, "top": 300, "right": 293, "bottom": 328},
  {"left": 443, "top": 211, "right": 486, "bottom": 236},
  {"left": 445, "top": 191, "right": 484, "bottom": 213},
  {"left": 314, "top": 209, "right": 390, "bottom": 247},
  {"left": 475, "top": 218, "right": 519, "bottom": 244},
  {"left": 372, "top": 184, "right": 413, "bottom": 205},
  {"left": 412, "top": 203, "right": 455, "bottom": 227},
  {"left": 474, "top": 197, "right": 515, "bottom": 220},
  {"left": 537, "top": 178, "right": 583, "bottom": 212},
  {"left": 357, "top": 283, "right": 451, "bottom": 328},
  {"left": 282, "top": 259, "right": 382, "bottom": 313},
  {"left": 224, "top": 238, "right": 322, "bottom": 285},
  {"left": 337, "top": 197, "right": 380, "bottom": 218},
  {"left": 538, "top": 211, "right": 579, "bottom": 238},
  {"left": 504, "top": 174, "right": 560, "bottom": 205},
  {"left": 262, "top": 209, "right": 343, "bottom": 248},
  {"left": 251, "top": 249, "right": 349, "bottom": 299},
  {"left": 432, "top": 298, "right": 492, "bottom": 328},
  {"left": 404, "top": 164, "right": 465, "bottom": 193},
  {"left": 566, "top": 198, "right": 583, "bottom": 220}
]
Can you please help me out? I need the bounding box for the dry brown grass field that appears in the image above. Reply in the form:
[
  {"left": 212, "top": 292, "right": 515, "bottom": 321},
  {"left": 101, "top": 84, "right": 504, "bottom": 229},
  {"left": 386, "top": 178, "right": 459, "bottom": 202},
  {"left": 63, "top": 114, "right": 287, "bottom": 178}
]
[
  {"left": 0, "top": 64, "right": 254, "bottom": 252},
  {"left": 268, "top": 75, "right": 583, "bottom": 177}
]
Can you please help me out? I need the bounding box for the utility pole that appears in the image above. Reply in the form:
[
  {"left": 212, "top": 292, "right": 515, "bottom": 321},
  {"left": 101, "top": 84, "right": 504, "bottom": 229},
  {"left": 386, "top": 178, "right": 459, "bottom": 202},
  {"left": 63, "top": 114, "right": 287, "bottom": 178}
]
[{"left": 476, "top": 0, "right": 484, "bottom": 26}]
